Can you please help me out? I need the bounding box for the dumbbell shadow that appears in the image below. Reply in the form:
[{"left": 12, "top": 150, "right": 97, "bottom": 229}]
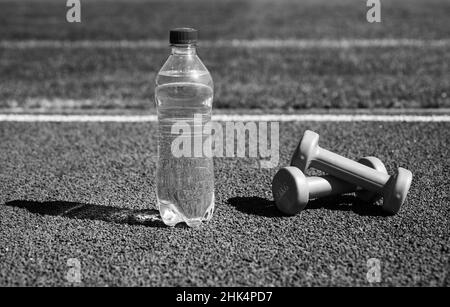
[
  {"left": 306, "top": 194, "right": 389, "bottom": 217},
  {"left": 228, "top": 195, "right": 388, "bottom": 217},
  {"left": 228, "top": 197, "right": 284, "bottom": 217}
]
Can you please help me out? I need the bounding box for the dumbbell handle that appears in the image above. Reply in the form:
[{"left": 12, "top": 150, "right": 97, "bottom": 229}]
[
  {"left": 307, "top": 175, "right": 357, "bottom": 199},
  {"left": 313, "top": 147, "right": 390, "bottom": 192}
]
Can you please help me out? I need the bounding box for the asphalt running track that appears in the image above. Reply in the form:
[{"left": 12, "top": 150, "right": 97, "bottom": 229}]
[{"left": 0, "top": 118, "right": 448, "bottom": 286}]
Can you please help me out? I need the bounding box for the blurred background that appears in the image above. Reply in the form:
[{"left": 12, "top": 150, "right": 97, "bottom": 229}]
[{"left": 0, "top": 0, "right": 449, "bottom": 111}]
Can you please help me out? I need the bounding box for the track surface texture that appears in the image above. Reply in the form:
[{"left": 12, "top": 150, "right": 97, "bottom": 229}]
[{"left": 0, "top": 121, "right": 448, "bottom": 286}]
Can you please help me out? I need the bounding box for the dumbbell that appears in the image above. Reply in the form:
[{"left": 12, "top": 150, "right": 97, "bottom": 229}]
[
  {"left": 272, "top": 157, "right": 387, "bottom": 215},
  {"left": 291, "top": 130, "right": 413, "bottom": 215}
]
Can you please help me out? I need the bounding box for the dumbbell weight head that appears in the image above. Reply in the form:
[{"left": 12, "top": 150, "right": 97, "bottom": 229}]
[
  {"left": 382, "top": 167, "right": 413, "bottom": 215},
  {"left": 356, "top": 156, "right": 387, "bottom": 202},
  {"left": 272, "top": 167, "right": 309, "bottom": 215},
  {"left": 291, "top": 129, "right": 319, "bottom": 171}
]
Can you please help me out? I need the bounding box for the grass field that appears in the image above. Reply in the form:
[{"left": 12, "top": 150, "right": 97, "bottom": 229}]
[
  {"left": 0, "top": 0, "right": 449, "bottom": 287},
  {"left": 1, "top": 46, "right": 449, "bottom": 110},
  {"left": 0, "top": 0, "right": 449, "bottom": 110},
  {"left": 1, "top": 0, "right": 449, "bottom": 40}
]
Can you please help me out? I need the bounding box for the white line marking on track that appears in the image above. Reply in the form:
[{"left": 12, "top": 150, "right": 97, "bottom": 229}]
[
  {"left": 1, "top": 39, "right": 449, "bottom": 49},
  {"left": 0, "top": 114, "right": 449, "bottom": 122}
]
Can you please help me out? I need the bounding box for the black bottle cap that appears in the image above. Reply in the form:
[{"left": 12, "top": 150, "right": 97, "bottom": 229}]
[{"left": 169, "top": 28, "right": 198, "bottom": 45}]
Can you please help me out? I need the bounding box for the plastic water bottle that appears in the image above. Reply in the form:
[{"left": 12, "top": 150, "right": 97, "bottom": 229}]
[{"left": 155, "top": 28, "right": 214, "bottom": 227}]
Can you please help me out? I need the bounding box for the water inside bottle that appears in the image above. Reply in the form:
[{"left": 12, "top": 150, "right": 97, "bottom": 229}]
[{"left": 155, "top": 80, "right": 214, "bottom": 227}]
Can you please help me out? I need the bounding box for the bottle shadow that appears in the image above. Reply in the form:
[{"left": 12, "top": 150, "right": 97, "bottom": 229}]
[
  {"left": 228, "top": 195, "right": 388, "bottom": 217},
  {"left": 3, "top": 200, "right": 171, "bottom": 228}
]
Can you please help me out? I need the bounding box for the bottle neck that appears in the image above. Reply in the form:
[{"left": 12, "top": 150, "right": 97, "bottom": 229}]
[{"left": 171, "top": 45, "right": 197, "bottom": 55}]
